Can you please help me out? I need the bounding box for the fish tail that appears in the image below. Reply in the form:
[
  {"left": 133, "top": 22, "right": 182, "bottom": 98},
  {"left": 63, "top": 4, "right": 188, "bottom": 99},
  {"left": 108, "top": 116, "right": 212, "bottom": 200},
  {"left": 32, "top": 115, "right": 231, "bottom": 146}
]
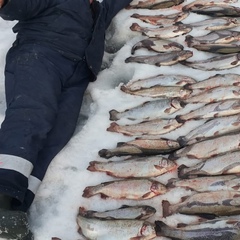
[
  {"left": 130, "top": 13, "right": 140, "bottom": 18},
  {"left": 130, "top": 22, "right": 141, "bottom": 32},
  {"left": 155, "top": 221, "right": 170, "bottom": 236},
  {"left": 177, "top": 136, "right": 187, "bottom": 147},
  {"left": 166, "top": 178, "right": 177, "bottom": 188},
  {"left": 109, "top": 109, "right": 120, "bottom": 121},
  {"left": 162, "top": 200, "right": 171, "bottom": 218},
  {"left": 82, "top": 186, "right": 95, "bottom": 198},
  {"left": 107, "top": 122, "right": 120, "bottom": 132},
  {"left": 120, "top": 85, "right": 131, "bottom": 94},
  {"left": 125, "top": 56, "right": 133, "bottom": 63},
  {"left": 98, "top": 149, "right": 113, "bottom": 159},
  {"left": 185, "top": 35, "right": 194, "bottom": 47},
  {"left": 178, "top": 164, "right": 188, "bottom": 178},
  {"left": 175, "top": 114, "right": 186, "bottom": 123},
  {"left": 183, "top": 83, "right": 192, "bottom": 90},
  {"left": 87, "top": 161, "right": 98, "bottom": 172},
  {"left": 168, "top": 153, "right": 178, "bottom": 160}
]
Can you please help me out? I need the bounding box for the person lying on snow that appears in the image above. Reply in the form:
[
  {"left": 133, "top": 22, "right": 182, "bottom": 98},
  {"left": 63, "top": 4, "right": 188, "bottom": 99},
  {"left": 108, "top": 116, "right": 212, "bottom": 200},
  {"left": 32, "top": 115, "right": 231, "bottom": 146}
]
[{"left": 0, "top": 0, "right": 132, "bottom": 238}]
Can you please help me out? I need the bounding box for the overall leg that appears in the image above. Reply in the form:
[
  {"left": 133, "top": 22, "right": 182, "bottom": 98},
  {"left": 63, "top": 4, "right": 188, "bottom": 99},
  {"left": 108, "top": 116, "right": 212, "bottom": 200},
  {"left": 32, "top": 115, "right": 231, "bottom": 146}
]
[
  {"left": 14, "top": 61, "right": 91, "bottom": 212},
  {"left": 0, "top": 44, "right": 76, "bottom": 204}
]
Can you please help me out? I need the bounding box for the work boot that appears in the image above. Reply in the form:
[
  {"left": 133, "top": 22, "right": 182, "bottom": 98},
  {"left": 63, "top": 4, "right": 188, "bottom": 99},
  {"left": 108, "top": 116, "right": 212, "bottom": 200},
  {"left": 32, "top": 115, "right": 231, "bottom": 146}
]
[{"left": 0, "top": 194, "right": 34, "bottom": 240}]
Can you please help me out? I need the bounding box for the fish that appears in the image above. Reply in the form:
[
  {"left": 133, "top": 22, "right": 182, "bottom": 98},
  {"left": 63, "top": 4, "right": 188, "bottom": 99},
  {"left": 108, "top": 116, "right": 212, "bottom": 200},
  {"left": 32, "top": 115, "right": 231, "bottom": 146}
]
[
  {"left": 185, "top": 73, "right": 240, "bottom": 90},
  {"left": 82, "top": 178, "right": 167, "bottom": 200},
  {"left": 77, "top": 207, "right": 156, "bottom": 240},
  {"left": 182, "top": 0, "right": 238, "bottom": 12},
  {"left": 181, "top": 53, "right": 240, "bottom": 71},
  {"left": 121, "top": 85, "right": 192, "bottom": 98},
  {"left": 155, "top": 217, "right": 240, "bottom": 240},
  {"left": 125, "top": 50, "right": 193, "bottom": 67},
  {"left": 191, "top": 43, "right": 240, "bottom": 54},
  {"left": 162, "top": 190, "right": 240, "bottom": 217},
  {"left": 107, "top": 118, "right": 183, "bottom": 136},
  {"left": 109, "top": 98, "right": 185, "bottom": 121},
  {"left": 126, "top": 0, "right": 184, "bottom": 9},
  {"left": 131, "top": 38, "right": 184, "bottom": 54},
  {"left": 188, "top": 4, "right": 240, "bottom": 17},
  {"left": 130, "top": 22, "right": 192, "bottom": 39},
  {"left": 167, "top": 175, "right": 240, "bottom": 192},
  {"left": 78, "top": 205, "right": 156, "bottom": 220},
  {"left": 98, "top": 137, "right": 181, "bottom": 159},
  {"left": 169, "top": 132, "right": 240, "bottom": 160},
  {"left": 87, "top": 155, "right": 177, "bottom": 178},
  {"left": 185, "top": 30, "right": 240, "bottom": 47},
  {"left": 186, "top": 17, "right": 240, "bottom": 31},
  {"left": 124, "top": 74, "right": 196, "bottom": 91},
  {"left": 178, "top": 115, "right": 240, "bottom": 146},
  {"left": 184, "top": 86, "right": 240, "bottom": 104},
  {"left": 178, "top": 151, "right": 240, "bottom": 178},
  {"left": 175, "top": 99, "right": 240, "bottom": 122},
  {"left": 130, "top": 12, "right": 189, "bottom": 26}
]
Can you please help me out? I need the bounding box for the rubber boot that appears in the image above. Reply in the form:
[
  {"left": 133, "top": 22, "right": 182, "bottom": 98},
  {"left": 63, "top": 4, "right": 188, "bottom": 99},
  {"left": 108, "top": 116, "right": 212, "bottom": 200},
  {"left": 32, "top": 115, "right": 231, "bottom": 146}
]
[{"left": 0, "top": 194, "right": 34, "bottom": 239}]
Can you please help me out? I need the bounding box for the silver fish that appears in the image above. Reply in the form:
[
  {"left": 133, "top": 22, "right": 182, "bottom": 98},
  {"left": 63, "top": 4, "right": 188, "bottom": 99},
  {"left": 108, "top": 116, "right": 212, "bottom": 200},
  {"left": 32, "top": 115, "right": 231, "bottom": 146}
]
[
  {"left": 189, "top": 4, "right": 240, "bottom": 17},
  {"left": 176, "top": 99, "right": 240, "bottom": 122},
  {"left": 181, "top": 53, "right": 240, "bottom": 71},
  {"left": 186, "top": 17, "right": 240, "bottom": 31},
  {"left": 107, "top": 119, "right": 183, "bottom": 136},
  {"left": 131, "top": 38, "right": 184, "bottom": 54},
  {"left": 167, "top": 175, "right": 240, "bottom": 192},
  {"left": 130, "top": 12, "right": 189, "bottom": 26},
  {"left": 186, "top": 73, "right": 240, "bottom": 90},
  {"left": 170, "top": 132, "right": 240, "bottom": 160},
  {"left": 125, "top": 74, "right": 196, "bottom": 91},
  {"left": 185, "top": 86, "right": 240, "bottom": 104},
  {"left": 125, "top": 50, "right": 193, "bottom": 67},
  {"left": 155, "top": 217, "right": 240, "bottom": 240},
  {"left": 78, "top": 205, "right": 156, "bottom": 220},
  {"left": 182, "top": 0, "right": 238, "bottom": 12},
  {"left": 126, "top": 0, "right": 184, "bottom": 9},
  {"left": 162, "top": 190, "right": 240, "bottom": 217},
  {"left": 82, "top": 178, "right": 167, "bottom": 200},
  {"left": 185, "top": 30, "right": 240, "bottom": 46},
  {"left": 87, "top": 155, "right": 177, "bottom": 178},
  {"left": 77, "top": 208, "right": 156, "bottom": 240},
  {"left": 130, "top": 22, "right": 192, "bottom": 39},
  {"left": 99, "top": 138, "right": 181, "bottom": 159},
  {"left": 109, "top": 99, "right": 185, "bottom": 121},
  {"left": 178, "top": 114, "right": 240, "bottom": 146},
  {"left": 191, "top": 43, "right": 240, "bottom": 54},
  {"left": 178, "top": 151, "right": 240, "bottom": 178},
  {"left": 121, "top": 85, "right": 192, "bottom": 98}
]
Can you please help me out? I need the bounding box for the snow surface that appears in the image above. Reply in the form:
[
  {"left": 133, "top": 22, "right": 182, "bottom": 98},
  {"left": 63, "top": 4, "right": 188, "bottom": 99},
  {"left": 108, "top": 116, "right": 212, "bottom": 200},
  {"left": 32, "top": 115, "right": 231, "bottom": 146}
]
[{"left": 0, "top": 0, "right": 240, "bottom": 239}]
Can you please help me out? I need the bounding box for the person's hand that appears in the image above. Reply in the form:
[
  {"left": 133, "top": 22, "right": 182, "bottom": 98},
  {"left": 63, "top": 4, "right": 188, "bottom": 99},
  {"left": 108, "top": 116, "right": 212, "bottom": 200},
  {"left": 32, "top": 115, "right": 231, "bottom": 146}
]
[{"left": 0, "top": 0, "right": 4, "bottom": 8}]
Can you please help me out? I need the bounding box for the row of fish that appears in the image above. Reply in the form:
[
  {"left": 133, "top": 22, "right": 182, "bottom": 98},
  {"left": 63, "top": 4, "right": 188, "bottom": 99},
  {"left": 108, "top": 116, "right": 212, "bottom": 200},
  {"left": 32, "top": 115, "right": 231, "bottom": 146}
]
[{"left": 77, "top": 1, "right": 240, "bottom": 239}]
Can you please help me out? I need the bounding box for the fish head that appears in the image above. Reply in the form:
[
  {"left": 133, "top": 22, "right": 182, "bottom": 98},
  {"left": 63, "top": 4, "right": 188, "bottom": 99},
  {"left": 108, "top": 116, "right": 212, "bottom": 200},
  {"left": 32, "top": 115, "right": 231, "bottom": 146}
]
[
  {"left": 140, "top": 222, "right": 156, "bottom": 238},
  {"left": 150, "top": 181, "right": 167, "bottom": 195}
]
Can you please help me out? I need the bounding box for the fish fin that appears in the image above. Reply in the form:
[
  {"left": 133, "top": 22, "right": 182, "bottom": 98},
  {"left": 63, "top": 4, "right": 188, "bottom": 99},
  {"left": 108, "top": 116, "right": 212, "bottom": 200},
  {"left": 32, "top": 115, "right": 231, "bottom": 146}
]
[
  {"left": 168, "top": 153, "right": 178, "bottom": 160},
  {"left": 177, "top": 223, "right": 187, "bottom": 228},
  {"left": 196, "top": 213, "right": 216, "bottom": 220},
  {"left": 87, "top": 161, "right": 98, "bottom": 172},
  {"left": 178, "top": 164, "right": 188, "bottom": 178},
  {"left": 175, "top": 115, "right": 186, "bottom": 123},
  {"left": 177, "top": 136, "right": 187, "bottom": 147},
  {"left": 183, "top": 83, "right": 192, "bottom": 90},
  {"left": 181, "top": 195, "right": 189, "bottom": 202},
  {"left": 107, "top": 122, "right": 119, "bottom": 132},
  {"left": 100, "top": 193, "right": 109, "bottom": 199},
  {"left": 162, "top": 200, "right": 171, "bottom": 217},
  {"left": 117, "top": 142, "right": 125, "bottom": 147},
  {"left": 109, "top": 109, "right": 120, "bottom": 121},
  {"left": 142, "top": 192, "right": 152, "bottom": 199},
  {"left": 129, "top": 237, "right": 142, "bottom": 240},
  {"left": 119, "top": 204, "right": 130, "bottom": 209}
]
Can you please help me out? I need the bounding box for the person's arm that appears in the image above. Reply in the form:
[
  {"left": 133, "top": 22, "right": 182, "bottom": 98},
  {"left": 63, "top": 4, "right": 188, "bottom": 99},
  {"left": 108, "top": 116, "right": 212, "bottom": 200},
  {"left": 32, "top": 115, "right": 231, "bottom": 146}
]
[
  {"left": 101, "top": 0, "right": 133, "bottom": 28},
  {"left": 0, "top": 0, "right": 59, "bottom": 21}
]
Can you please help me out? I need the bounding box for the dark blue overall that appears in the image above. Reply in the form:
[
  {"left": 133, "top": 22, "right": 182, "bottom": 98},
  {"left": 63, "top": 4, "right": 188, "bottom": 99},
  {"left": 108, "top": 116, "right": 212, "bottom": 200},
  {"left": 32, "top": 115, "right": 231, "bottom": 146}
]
[{"left": 0, "top": 0, "right": 132, "bottom": 212}]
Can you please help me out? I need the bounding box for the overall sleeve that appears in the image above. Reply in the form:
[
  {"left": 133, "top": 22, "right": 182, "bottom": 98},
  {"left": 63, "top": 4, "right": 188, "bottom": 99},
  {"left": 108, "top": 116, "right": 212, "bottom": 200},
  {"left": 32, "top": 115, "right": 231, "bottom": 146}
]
[
  {"left": 101, "top": 0, "right": 133, "bottom": 28},
  {"left": 0, "top": 0, "right": 60, "bottom": 21}
]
